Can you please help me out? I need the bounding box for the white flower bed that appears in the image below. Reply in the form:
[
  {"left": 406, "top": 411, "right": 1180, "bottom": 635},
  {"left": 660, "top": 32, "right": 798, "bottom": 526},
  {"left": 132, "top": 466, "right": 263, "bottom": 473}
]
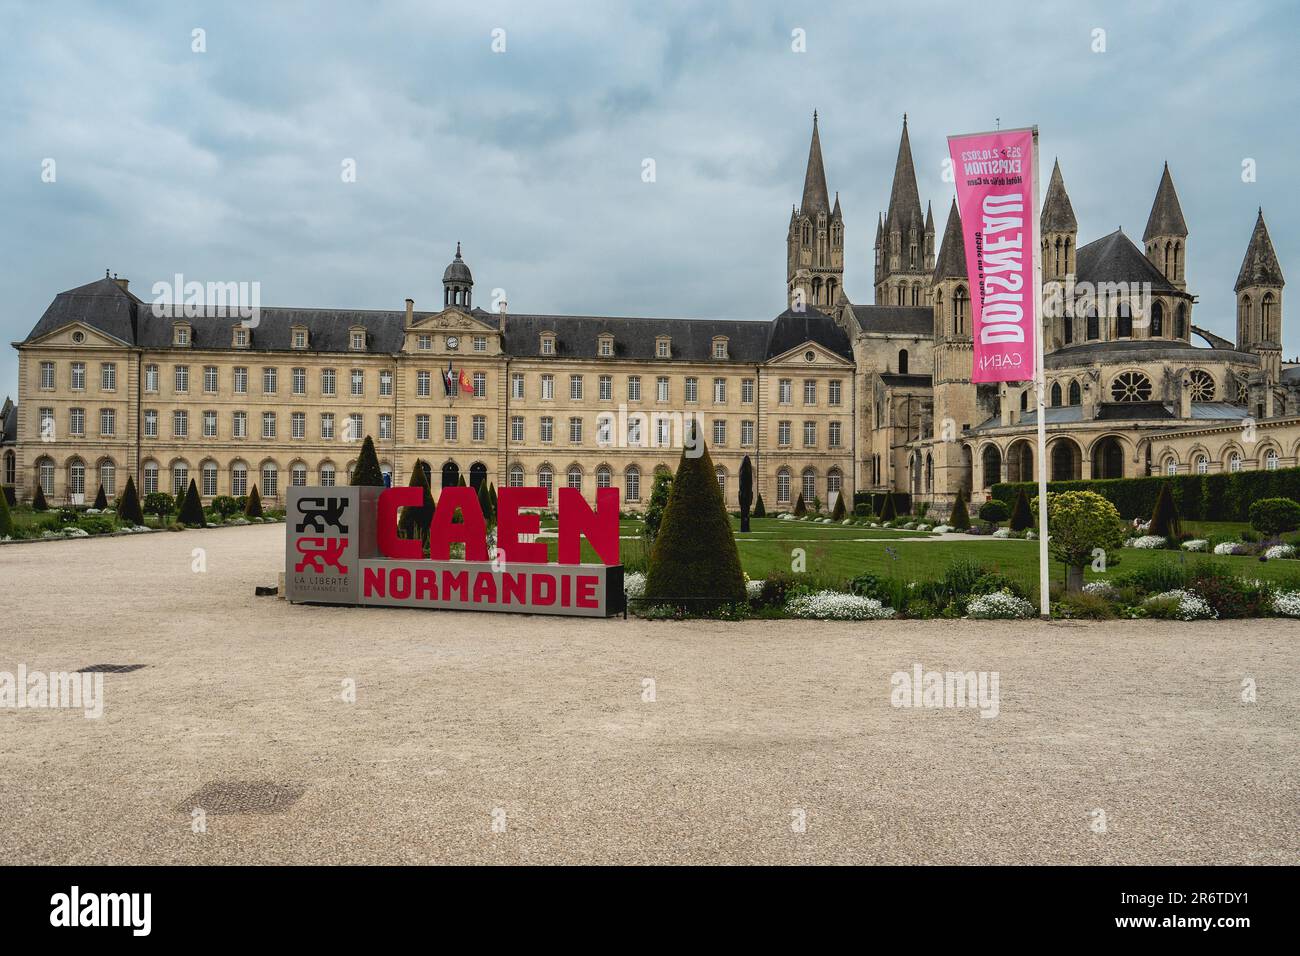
[
  {"left": 1026, "top": 530, "right": 1037, "bottom": 540},
  {"left": 931, "top": 525, "right": 952, "bottom": 534},
  {"left": 1082, "top": 581, "right": 1117, "bottom": 598},
  {"left": 785, "top": 590, "right": 895, "bottom": 620},
  {"left": 992, "top": 528, "right": 1011, "bottom": 539},
  {"left": 1181, "top": 539, "right": 1208, "bottom": 552},
  {"left": 916, "top": 523, "right": 930, "bottom": 531},
  {"left": 1263, "top": 544, "right": 1296, "bottom": 560},
  {"left": 902, "top": 521, "right": 916, "bottom": 530},
  {"left": 1131, "top": 535, "right": 1168, "bottom": 549},
  {"left": 967, "top": 590, "right": 1035, "bottom": 619},
  {"left": 1271, "top": 590, "right": 1300, "bottom": 617},
  {"left": 624, "top": 571, "right": 646, "bottom": 599},
  {"left": 1213, "top": 541, "right": 1244, "bottom": 555},
  {"left": 745, "top": 579, "right": 764, "bottom": 600},
  {"left": 1145, "top": 589, "right": 1217, "bottom": 620}
]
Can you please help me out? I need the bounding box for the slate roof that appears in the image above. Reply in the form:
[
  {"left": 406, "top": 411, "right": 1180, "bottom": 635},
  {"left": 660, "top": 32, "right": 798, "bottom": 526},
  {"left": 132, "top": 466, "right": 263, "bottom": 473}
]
[
  {"left": 1041, "top": 159, "right": 1078, "bottom": 233},
  {"left": 25, "top": 277, "right": 854, "bottom": 362},
  {"left": 878, "top": 373, "right": 932, "bottom": 388},
  {"left": 798, "top": 113, "right": 832, "bottom": 218},
  {"left": 1234, "top": 209, "right": 1285, "bottom": 292},
  {"left": 1143, "top": 163, "right": 1188, "bottom": 240},
  {"left": 1282, "top": 365, "right": 1300, "bottom": 385},
  {"left": 932, "top": 199, "right": 966, "bottom": 282},
  {"left": 1075, "top": 229, "right": 1179, "bottom": 293},
  {"left": 849, "top": 304, "right": 932, "bottom": 336}
]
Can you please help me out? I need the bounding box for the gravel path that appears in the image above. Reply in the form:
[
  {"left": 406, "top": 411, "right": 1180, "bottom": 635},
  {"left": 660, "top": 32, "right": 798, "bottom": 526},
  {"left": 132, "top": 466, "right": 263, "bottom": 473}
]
[{"left": 2, "top": 524, "right": 1295, "bottom": 865}]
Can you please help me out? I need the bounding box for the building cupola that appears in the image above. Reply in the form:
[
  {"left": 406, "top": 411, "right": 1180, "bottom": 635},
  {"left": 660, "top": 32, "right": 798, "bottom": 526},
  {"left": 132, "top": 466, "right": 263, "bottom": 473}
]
[{"left": 443, "top": 242, "right": 473, "bottom": 308}]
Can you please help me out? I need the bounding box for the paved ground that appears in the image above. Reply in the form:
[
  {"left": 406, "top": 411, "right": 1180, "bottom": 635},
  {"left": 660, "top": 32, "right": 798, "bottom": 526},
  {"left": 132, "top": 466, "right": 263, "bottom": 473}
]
[{"left": 1, "top": 524, "right": 1295, "bottom": 865}]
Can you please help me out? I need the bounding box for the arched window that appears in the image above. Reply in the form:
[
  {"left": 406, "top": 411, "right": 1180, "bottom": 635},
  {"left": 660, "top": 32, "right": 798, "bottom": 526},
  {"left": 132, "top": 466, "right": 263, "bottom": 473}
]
[
  {"left": 596, "top": 465, "right": 611, "bottom": 488},
  {"left": 231, "top": 462, "right": 248, "bottom": 496},
  {"left": 1068, "top": 380, "right": 1082, "bottom": 406},
  {"left": 1187, "top": 370, "right": 1215, "bottom": 401},
  {"left": 1265, "top": 449, "right": 1279, "bottom": 471},
  {"left": 3, "top": 450, "right": 14, "bottom": 487},
  {"left": 142, "top": 460, "right": 159, "bottom": 495},
  {"left": 1262, "top": 293, "right": 1276, "bottom": 340},
  {"left": 827, "top": 468, "right": 842, "bottom": 496},
  {"left": 924, "top": 454, "right": 933, "bottom": 493},
  {"left": 1063, "top": 313, "right": 1074, "bottom": 344},
  {"left": 69, "top": 458, "right": 86, "bottom": 498},
  {"left": 291, "top": 462, "right": 307, "bottom": 487},
  {"left": 320, "top": 462, "right": 336, "bottom": 487},
  {"left": 566, "top": 465, "right": 582, "bottom": 490},
  {"left": 1151, "top": 301, "right": 1164, "bottom": 337},
  {"left": 1116, "top": 302, "right": 1133, "bottom": 338},
  {"left": 1020, "top": 389, "right": 1029, "bottom": 411},
  {"left": 1175, "top": 304, "right": 1187, "bottom": 339},
  {"left": 441, "top": 461, "right": 460, "bottom": 488},
  {"left": 1228, "top": 452, "right": 1242, "bottom": 473},
  {"left": 37, "top": 456, "right": 55, "bottom": 496},
  {"left": 624, "top": 466, "right": 641, "bottom": 502},
  {"left": 261, "top": 463, "right": 278, "bottom": 497},
  {"left": 801, "top": 468, "right": 817, "bottom": 503},
  {"left": 1195, "top": 455, "right": 1208, "bottom": 475},
  {"left": 508, "top": 463, "right": 524, "bottom": 488},
  {"left": 776, "top": 467, "right": 791, "bottom": 504},
  {"left": 1086, "top": 308, "right": 1099, "bottom": 341},
  {"left": 1111, "top": 371, "right": 1153, "bottom": 403},
  {"left": 954, "top": 286, "right": 968, "bottom": 336},
  {"left": 172, "top": 461, "right": 189, "bottom": 497},
  {"left": 715, "top": 467, "right": 726, "bottom": 492},
  {"left": 981, "top": 445, "right": 1002, "bottom": 489},
  {"left": 1165, "top": 459, "right": 1178, "bottom": 476},
  {"left": 898, "top": 349, "right": 909, "bottom": 375},
  {"left": 1050, "top": 383, "right": 1062, "bottom": 407},
  {"left": 97, "top": 459, "right": 116, "bottom": 496},
  {"left": 202, "top": 461, "right": 218, "bottom": 496},
  {"left": 538, "top": 464, "right": 554, "bottom": 502}
]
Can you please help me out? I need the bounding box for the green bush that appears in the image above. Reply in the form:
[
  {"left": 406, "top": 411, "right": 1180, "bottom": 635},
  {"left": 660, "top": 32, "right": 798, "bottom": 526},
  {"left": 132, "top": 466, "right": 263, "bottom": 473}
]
[
  {"left": 244, "top": 486, "right": 264, "bottom": 518},
  {"left": 211, "top": 495, "right": 240, "bottom": 517},
  {"left": 643, "top": 471, "right": 673, "bottom": 543},
  {"left": 1112, "top": 560, "right": 1189, "bottom": 596},
  {"left": 144, "top": 491, "right": 174, "bottom": 520},
  {"left": 878, "top": 492, "right": 897, "bottom": 522},
  {"left": 644, "top": 441, "right": 746, "bottom": 610},
  {"left": 0, "top": 487, "right": 12, "bottom": 537},
  {"left": 1056, "top": 591, "right": 1117, "bottom": 620},
  {"left": 1034, "top": 491, "right": 1126, "bottom": 590},
  {"left": 830, "top": 491, "right": 846, "bottom": 521},
  {"left": 1009, "top": 489, "right": 1034, "bottom": 531},
  {"left": 477, "top": 477, "right": 493, "bottom": 523},
  {"left": 76, "top": 515, "right": 118, "bottom": 536},
  {"left": 949, "top": 491, "right": 971, "bottom": 530},
  {"left": 1149, "top": 482, "right": 1181, "bottom": 540},
  {"left": 118, "top": 477, "right": 144, "bottom": 525},
  {"left": 350, "top": 436, "right": 384, "bottom": 486},
  {"left": 1188, "top": 562, "right": 1272, "bottom": 618},
  {"left": 1248, "top": 497, "right": 1300, "bottom": 538},
  {"left": 399, "top": 461, "right": 434, "bottom": 544},
  {"left": 178, "top": 479, "right": 206, "bottom": 527},
  {"left": 753, "top": 493, "right": 766, "bottom": 519},
  {"left": 32, "top": 484, "right": 49, "bottom": 511},
  {"left": 793, "top": 493, "right": 807, "bottom": 517},
  {"left": 978, "top": 500, "right": 1009, "bottom": 525},
  {"left": 92, "top": 484, "right": 109, "bottom": 510}
]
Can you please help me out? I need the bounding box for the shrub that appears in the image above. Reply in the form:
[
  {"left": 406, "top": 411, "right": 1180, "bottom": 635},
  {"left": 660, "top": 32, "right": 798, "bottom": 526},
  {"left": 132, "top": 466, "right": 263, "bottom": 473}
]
[
  {"left": 967, "top": 590, "right": 1036, "bottom": 619},
  {"left": 1057, "top": 590, "right": 1117, "bottom": 619},
  {"left": 644, "top": 441, "right": 745, "bottom": 610},
  {"left": 1264, "top": 544, "right": 1297, "bottom": 560},
  {"left": 1248, "top": 497, "right": 1300, "bottom": 539},
  {"left": 1112, "top": 560, "right": 1188, "bottom": 596},
  {"left": 92, "top": 484, "right": 109, "bottom": 510},
  {"left": 211, "top": 495, "right": 240, "bottom": 517},
  {"left": 878, "top": 492, "right": 898, "bottom": 522},
  {"left": 1148, "top": 482, "right": 1181, "bottom": 540},
  {"left": 178, "top": 479, "right": 206, "bottom": 527},
  {"left": 739, "top": 455, "right": 754, "bottom": 532},
  {"left": 143, "top": 491, "right": 174, "bottom": 520},
  {"left": 76, "top": 515, "right": 117, "bottom": 535},
  {"left": 1131, "top": 535, "right": 1168, "bottom": 549},
  {"left": 642, "top": 470, "right": 673, "bottom": 543},
  {"left": 1182, "top": 539, "right": 1208, "bottom": 552},
  {"left": 758, "top": 570, "right": 797, "bottom": 608},
  {"left": 1009, "top": 489, "right": 1033, "bottom": 532},
  {"left": 978, "top": 500, "right": 1009, "bottom": 525},
  {"left": 1272, "top": 590, "right": 1300, "bottom": 617},
  {"left": 793, "top": 493, "right": 807, "bottom": 517},
  {"left": 753, "top": 493, "right": 766, "bottom": 519},
  {"left": 830, "top": 491, "right": 846, "bottom": 522},
  {"left": 488, "top": 483, "right": 498, "bottom": 520},
  {"left": 0, "top": 487, "right": 12, "bottom": 537},
  {"left": 349, "top": 436, "right": 384, "bottom": 486},
  {"left": 399, "top": 461, "right": 434, "bottom": 544},
  {"left": 118, "top": 477, "right": 145, "bottom": 525},
  {"left": 32, "top": 484, "right": 49, "bottom": 511},
  {"left": 244, "top": 486, "right": 264, "bottom": 519},
  {"left": 1037, "top": 491, "right": 1127, "bottom": 590},
  {"left": 1143, "top": 589, "right": 1216, "bottom": 620},
  {"left": 950, "top": 491, "right": 971, "bottom": 531},
  {"left": 1188, "top": 564, "right": 1271, "bottom": 618},
  {"left": 786, "top": 590, "right": 895, "bottom": 620}
]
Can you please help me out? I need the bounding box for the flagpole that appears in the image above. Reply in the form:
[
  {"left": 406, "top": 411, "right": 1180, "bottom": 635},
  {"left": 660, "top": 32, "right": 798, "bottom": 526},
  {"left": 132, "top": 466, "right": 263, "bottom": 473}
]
[{"left": 1031, "top": 126, "right": 1050, "bottom": 619}]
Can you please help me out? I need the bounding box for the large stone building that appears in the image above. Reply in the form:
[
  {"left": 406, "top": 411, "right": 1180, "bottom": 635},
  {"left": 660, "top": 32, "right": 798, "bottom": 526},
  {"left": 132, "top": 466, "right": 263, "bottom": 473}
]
[{"left": 7, "top": 115, "right": 1300, "bottom": 514}]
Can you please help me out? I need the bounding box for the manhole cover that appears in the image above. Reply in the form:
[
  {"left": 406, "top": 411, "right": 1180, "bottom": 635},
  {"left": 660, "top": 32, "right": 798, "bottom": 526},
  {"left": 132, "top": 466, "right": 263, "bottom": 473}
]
[
  {"left": 76, "top": 664, "right": 147, "bottom": 673},
  {"left": 181, "top": 780, "right": 305, "bottom": 815}
]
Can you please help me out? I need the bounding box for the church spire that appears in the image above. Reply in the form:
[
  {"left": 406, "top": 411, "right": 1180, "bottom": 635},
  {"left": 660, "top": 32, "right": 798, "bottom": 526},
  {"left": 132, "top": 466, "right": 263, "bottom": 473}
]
[
  {"left": 799, "top": 111, "right": 831, "bottom": 217},
  {"left": 884, "top": 115, "right": 924, "bottom": 237},
  {"left": 1041, "top": 159, "right": 1077, "bottom": 233},
  {"left": 1143, "top": 162, "right": 1188, "bottom": 241},
  {"left": 1235, "top": 208, "right": 1285, "bottom": 292},
  {"left": 933, "top": 199, "right": 966, "bottom": 282}
]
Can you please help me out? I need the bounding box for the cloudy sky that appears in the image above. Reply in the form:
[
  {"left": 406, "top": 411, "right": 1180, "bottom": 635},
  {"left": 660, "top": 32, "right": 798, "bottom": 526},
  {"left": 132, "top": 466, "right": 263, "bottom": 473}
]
[{"left": 3, "top": 0, "right": 1297, "bottom": 400}]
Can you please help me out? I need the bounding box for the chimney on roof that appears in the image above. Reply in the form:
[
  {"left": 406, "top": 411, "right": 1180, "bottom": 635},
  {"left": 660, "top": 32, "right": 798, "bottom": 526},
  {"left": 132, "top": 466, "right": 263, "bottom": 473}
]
[
  {"left": 405, "top": 298, "right": 414, "bottom": 328},
  {"left": 112, "top": 274, "right": 129, "bottom": 292},
  {"left": 497, "top": 296, "right": 507, "bottom": 333}
]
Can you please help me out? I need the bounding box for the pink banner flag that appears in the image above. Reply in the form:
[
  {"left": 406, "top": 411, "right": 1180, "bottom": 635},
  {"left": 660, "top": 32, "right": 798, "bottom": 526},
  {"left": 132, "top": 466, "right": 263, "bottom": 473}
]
[{"left": 947, "top": 129, "right": 1037, "bottom": 383}]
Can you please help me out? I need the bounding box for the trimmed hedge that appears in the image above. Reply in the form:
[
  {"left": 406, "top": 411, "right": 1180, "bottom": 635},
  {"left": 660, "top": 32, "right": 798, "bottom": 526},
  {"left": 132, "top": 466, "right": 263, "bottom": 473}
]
[{"left": 992, "top": 465, "right": 1300, "bottom": 522}]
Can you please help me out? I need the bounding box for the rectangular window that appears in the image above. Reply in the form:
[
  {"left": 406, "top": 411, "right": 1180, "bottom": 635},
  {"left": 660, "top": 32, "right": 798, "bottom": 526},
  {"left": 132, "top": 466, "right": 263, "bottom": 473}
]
[
  {"left": 71, "top": 363, "right": 86, "bottom": 390},
  {"left": 472, "top": 415, "right": 486, "bottom": 441},
  {"left": 380, "top": 370, "right": 393, "bottom": 397},
  {"left": 541, "top": 337, "right": 554, "bottom": 355},
  {"left": 655, "top": 416, "right": 671, "bottom": 447},
  {"left": 626, "top": 469, "right": 641, "bottom": 502},
  {"left": 628, "top": 375, "right": 641, "bottom": 401},
  {"left": 203, "top": 466, "right": 217, "bottom": 497},
  {"left": 262, "top": 412, "right": 276, "bottom": 439},
  {"left": 657, "top": 377, "right": 669, "bottom": 402},
  {"left": 416, "top": 414, "right": 430, "bottom": 441},
  {"left": 321, "top": 368, "right": 336, "bottom": 396},
  {"left": 741, "top": 420, "right": 754, "bottom": 445},
  {"left": 473, "top": 335, "right": 486, "bottom": 352},
  {"left": 233, "top": 411, "right": 247, "bottom": 439},
  {"left": 351, "top": 331, "right": 365, "bottom": 351},
  {"left": 100, "top": 363, "right": 116, "bottom": 391},
  {"left": 444, "top": 415, "right": 458, "bottom": 441},
  {"left": 263, "top": 367, "right": 277, "bottom": 394},
  {"left": 69, "top": 407, "right": 85, "bottom": 436},
  {"left": 417, "top": 334, "right": 431, "bottom": 351},
  {"left": 231, "top": 328, "right": 244, "bottom": 347},
  {"left": 144, "top": 364, "right": 158, "bottom": 392},
  {"left": 779, "top": 379, "right": 792, "bottom": 404},
  {"left": 173, "top": 410, "right": 188, "bottom": 438},
  {"left": 829, "top": 380, "right": 842, "bottom": 406},
  {"left": 569, "top": 417, "right": 582, "bottom": 444},
  {"left": 685, "top": 377, "right": 698, "bottom": 402},
  {"left": 174, "top": 365, "right": 189, "bottom": 392},
  {"left": 741, "top": 378, "right": 754, "bottom": 404},
  {"left": 829, "top": 420, "right": 842, "bottom": 448},
  {"left": 321, "top": 413, "right": 334, "bottom": 440},
  {"left": 203, "top": 410, "right": 217, "bottom": 438},
  {"left": 350, "top": 369, "right": 363, "bottom": 396},
  {"left": 511, "top": 416, "right": 524, "bottom": 442},
  {"left": 804, "top": 380, "right": 816, "bottom": 404},
  {"left": 204, "top": 365, "right": 218, "bottom": 393},
  {"left": 292, "top": 412, "right": 306, "bottom": 439},
  {"left": 379, "top": 414, "right": 392, "bottom": 440},
  {"left": 293, "top": 329, "right": 307, "bottom": 349},
  {"left": 657, "top": 340, "right": 670, "bottom": 358},
  {"left": 627, "top": 418, "right": 642, "bottom": 446},
  {"left": 803, "top": 421, "right": 816, "bottom": 446},
  {"left": 292, "top": 367, "right": 306, "bottom": 395},
  {"left": 712, "top": 419, "right": 725, "bottom": 445},
  {"left": 411, "top": 370, "right": 428, "bottom": 397},
  {"left": 511, "top": 373, "right": 524, "bottom": 399},
  {"left": 40, "top": 362, "right": 55, "bottom": 389},
  {"left": 713, "top": 378, "right": 726, "bottom": 403},
  {"left": 472, "top": 371, "right": 486, "bottom": 398},
  {"left": 348, "top": 413, "right": 363, "bottom": 442},
  {"left": 569, "top": 375, "right": 583, "bottom": 400},
  {"left": 599, "top": 375, "right": 612, "bottom": 401},
  {"left": 233, "top": 367, "right": 247, "bottom": 394},
  {"left": 778, "top": 420, "right": 791, "bottom": 446},
  {"left": 541, "top": 374, "right": 554, "bottom": 400},
  {"left": 144, "top": 409, "right": 158, "bottom": 438},
  {"left": 540, "top": 416, "right": 554, "bottom": 443},
  {"left": 231, "top": 467, "right": 247, "bottom": 496}
]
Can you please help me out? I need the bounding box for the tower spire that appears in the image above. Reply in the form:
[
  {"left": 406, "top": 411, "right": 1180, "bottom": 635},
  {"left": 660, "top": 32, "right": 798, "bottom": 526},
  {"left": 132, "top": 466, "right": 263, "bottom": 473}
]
[
  {"left": 1143, "top": 163, "right": 1188, "bottom": 241},
  {"left": 884, "top": 115, "right": 924, "bottom": 237},
  {"left": 799, "top": 111, "right": 831, "bottom": 217}
]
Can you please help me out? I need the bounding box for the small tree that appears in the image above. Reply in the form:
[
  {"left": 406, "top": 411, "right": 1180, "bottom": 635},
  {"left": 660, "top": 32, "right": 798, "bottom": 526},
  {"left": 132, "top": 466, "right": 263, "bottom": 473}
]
[
  {"left": 179, "top": 478, "right": 206, "bottom": 527},
  {"left": 0, "top": 485, "right": 13, "bottom": 537},
  {"left": 878, "top": 493, "right": 897, "bottom": 523},
  {"left": 950, "top": 491, "right": 971, "bottom": 531},
  {"left": 644, "top": 441, "right": 745, "bottom": 610},
  {"left": 32, "top": 484, "right": 49, "bottom": 511},
  {"left": 753, "top": 493, "right": 766, "bottom": 518},
  {"left": 794, "top": 493, "right": 807, "bottom": 517},
  {"left": 488, "top": 483, "right": 498, "bottom": 519},
  {"left": 144, "top": 491, "right": 174, "bottom": 522},
  {"left": 738, "top": 455, "right": 754, "bottom": 533},
  {"left": 350, "top": 436, "right": 384, "bottom": 486},
  {"left": 978, "top": 499, "right": 1009, "bottom": 530},
  {"left": 830, "top": 491, "right": 846, "bottom": 521},
  {"left": 93, "top": 484, "right": 108, "bottom": 510},
  {"left": 1148, "top": 481, "right": 1181, "bottom": 541},
  {"left": 244, "top": 485, "right": 263, "bottom": 518},
  {"left": 476, "top": 478, "right": 493, "bottom": 524},
  {"left": 398, "top": 461, "right": 434, "bottom": 543},
  {"left": 118, "top": 476, "right": 144, "bottom": 525},
  {"left": 1248, "top": 497, "right": 1300, "bottom": 540},
  {"left": 1010, "top": 488, "right": 1034, "bottom": 532},
  {"left": 1035, "top": 491, "right": 1126, "bottom": 592},
  {"left": 643, "top": 471, "right": 674, "bottom": 543}
]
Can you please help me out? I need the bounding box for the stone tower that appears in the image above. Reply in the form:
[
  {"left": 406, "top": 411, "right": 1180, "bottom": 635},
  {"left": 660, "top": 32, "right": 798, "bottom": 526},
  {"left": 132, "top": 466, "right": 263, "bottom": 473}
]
[
  {"left": 1143, "top": 163, "right": 1189, "bottom": 289},
  {"left": 874, "top": 116, "right": 934, "bottom": 307},
  {"left": 787, "top": 112, "right": 844, "bottom": 310},
  {"left": 1040, "top": 159, "right": 1078, "bottom": 348},
  {"left": 1235, "top": 208, "right": 1284, "bottom": 387},
  {"left": 929, "top": 199, "right": 977, "bottom": 505},
  {"left": 443, "top": 242, "right": 473, "bottom": 308}
]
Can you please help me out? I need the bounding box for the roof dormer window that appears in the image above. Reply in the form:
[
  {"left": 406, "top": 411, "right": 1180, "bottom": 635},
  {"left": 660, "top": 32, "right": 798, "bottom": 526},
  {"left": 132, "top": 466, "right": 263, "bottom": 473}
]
[
  {"left": 598, "top": 334, "right": 614, "bottom": 357},
  {"left": 174, "top": 322, "right": 192, "bottom": 347},
  {"left": 656, "top": 336, "right": 671, "bottom": 359},
  {"left": 232, "top": 326, "right": 249, "bottom": 348},
  {"left": 712, "top": 336, "right": 729, "bottom": 360},
  {"left": 350, "top": 328, "right": 367, "bottom": 351},
  {"left": 540, "top": 333, "right": 556, "bottom": 356},
  {"left": 291, "top": 327, "right": 308, "bottom": 350}
]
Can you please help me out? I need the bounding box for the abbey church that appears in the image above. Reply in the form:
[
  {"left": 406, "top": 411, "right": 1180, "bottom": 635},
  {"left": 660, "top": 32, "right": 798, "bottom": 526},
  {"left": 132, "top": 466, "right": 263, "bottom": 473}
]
[{"left": 6, "top": 115, "right": 1299, "bottom": 515}]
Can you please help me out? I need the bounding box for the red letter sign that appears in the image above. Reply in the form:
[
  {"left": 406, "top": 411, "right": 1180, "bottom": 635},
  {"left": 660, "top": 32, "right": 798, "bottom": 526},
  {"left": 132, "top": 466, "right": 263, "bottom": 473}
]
[
  {"left": 558, "top": 487, "right": 620, "bottom": 565},
  {"left": 377, "top": 487, "right": 423, "bottom": 559},
  {"left": 428, "top": 486, "right": 488, "bottom": 561},
  {"left": 497, "top": 487, "right": 549, "bottom": 563}
]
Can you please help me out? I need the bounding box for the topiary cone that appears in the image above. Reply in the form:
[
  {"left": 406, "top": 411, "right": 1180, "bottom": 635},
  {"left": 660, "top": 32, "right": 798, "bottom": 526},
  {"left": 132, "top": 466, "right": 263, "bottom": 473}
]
[
  {"left": 1010, "top": 488, "right": 1034, "bottom": 531},
  {"left": 179, "top": 478, "right": 206, "bottom": 527},
  {"left": 32, "top": 483, "right": 49, "bottom": 511},
  {"left": 794, "top": 493, "right": 807, "bottom": 517},
  {"left": 350, "top": 436, "right": 384, "bottom": 486},
  {"left": 950, "top": 490, "right": 971, "bottom": 530},
  {"left": 0, "top": 485, "right": 13, "bottom": 537},
  {"left": 93, "top": 484, "right": 108, "bottom": 510},
  {"left": 118, "top": 476, "right": 144, "bottom": 525},
  {"left": 244, "top": 485, "right": 263, "bottom": 518}
]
